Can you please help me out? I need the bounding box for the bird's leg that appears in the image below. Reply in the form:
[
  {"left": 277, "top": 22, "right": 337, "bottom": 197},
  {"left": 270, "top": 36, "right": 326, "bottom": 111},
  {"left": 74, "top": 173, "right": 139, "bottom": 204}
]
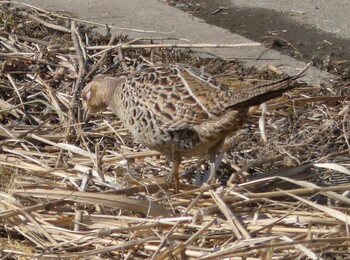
[
  {"left": 206, "top": 140, "right": 225, "bottom": 184},
  {"left": 166, "top": 159, "right": 181, "bottom": 193},
  {"left": 173, "top": 159, "right": 180, "bottom": 193},
  {"left": 165, "top": 143, "right": 181, "bottom": 193},
  {"left": 165, "top": 167, "right": 173, "bottom": 183},
  {"left": 206, "top": 148, "right": 217, "bottom": 184},
  {"left": 166, "top": 143, "right": 177, "bottom": 183}
]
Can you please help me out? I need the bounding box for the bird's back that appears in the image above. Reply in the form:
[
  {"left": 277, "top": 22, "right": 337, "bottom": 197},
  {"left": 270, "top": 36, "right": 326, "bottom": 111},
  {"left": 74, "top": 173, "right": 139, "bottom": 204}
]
[{"left": 109, "top": 64, "right": 305, "bottom": 159}]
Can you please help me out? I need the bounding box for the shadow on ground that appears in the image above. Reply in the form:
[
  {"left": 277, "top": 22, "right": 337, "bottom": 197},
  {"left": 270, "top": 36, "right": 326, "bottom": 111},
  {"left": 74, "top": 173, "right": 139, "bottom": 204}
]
[{"left": 169, "top": 0, "right": 350, "bottom": 81}]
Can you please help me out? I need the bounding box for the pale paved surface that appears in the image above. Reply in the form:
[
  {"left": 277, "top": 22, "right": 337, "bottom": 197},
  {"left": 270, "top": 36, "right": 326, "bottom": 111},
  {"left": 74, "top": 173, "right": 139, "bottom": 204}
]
[
  {"left": 16, "top": 0, "right": 337, "bottom": 84},
  {"left": 230, "top": 0, "right": 350, "bottom": 38}
]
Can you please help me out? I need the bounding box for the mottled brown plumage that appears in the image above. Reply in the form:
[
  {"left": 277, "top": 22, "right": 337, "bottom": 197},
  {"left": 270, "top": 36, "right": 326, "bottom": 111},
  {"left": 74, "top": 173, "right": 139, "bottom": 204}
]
[{"left": 82, "top": 64, "right": 308, "bottom": 192}]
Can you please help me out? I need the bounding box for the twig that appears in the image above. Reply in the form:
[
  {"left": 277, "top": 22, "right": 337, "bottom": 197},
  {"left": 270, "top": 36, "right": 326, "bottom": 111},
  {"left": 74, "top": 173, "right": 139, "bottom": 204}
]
[
  {"left": 210, "top": 190, "right": 250, "bottom": 240},
  {"left": 74, "top": 170, "right": 92, "bottom": 231},
  {"left": 17, "top": 11, "right": 71, "bottom": 33},
  {"left": 6, "top": 73, "right": 24, "bottom": 110},
  {"left": 89, "top": 38, "right": 141, "bottom": 58},
  {"left": 227, "top": 183, "right": 350, "bottom": 202},
  {"left": 70, "top": 42, "right": 262, "bottom": 53},
  {"left": 36, "top": 75, "right": 66, "bottom": 123},
  {"left": 210, "top": 6, "right": 228, "bottom": 16},
  {"left": 84, "top": 35, "right": 116, "bottom": 80},
  {"left": 263, "top": 35, "right": 303, "bottom": 58},
  {"left": 169, "top": 218, "right": 216, "bottom": 257},
  {"left": 95, "top": 142, "right": 107, "bottom": 182},
  {"left": 4, "top": 1, "right": 162, "bottom": 34},
  {"left": 118, "top": 45, "right": 129, "bottom": 71},
  {"left": 70, "top": 21, "right": 86, "bottom": 120},
  {"left": 0, "top": 199, "right": 65, "bottom": 219},
  {"left": 71, "top": 22, "right": 86, "bottom": 92},
  {"left": 55, "top": 21, "right": 86, "bottom": 166},
  {"left": 0, "top": 31, "right": 50, "bottom": 46},
  {"left": 227, "top": 155, "right": 283, "bottom": 186},
  {"left": 150, "top": 188, "right": 207, "bottom": 260}
]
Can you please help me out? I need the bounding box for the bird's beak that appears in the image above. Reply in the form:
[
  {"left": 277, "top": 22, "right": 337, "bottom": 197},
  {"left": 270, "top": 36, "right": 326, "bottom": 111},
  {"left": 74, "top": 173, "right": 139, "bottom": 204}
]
[{"left": 83, "top": 108, "right": 90, "bottom": 124}]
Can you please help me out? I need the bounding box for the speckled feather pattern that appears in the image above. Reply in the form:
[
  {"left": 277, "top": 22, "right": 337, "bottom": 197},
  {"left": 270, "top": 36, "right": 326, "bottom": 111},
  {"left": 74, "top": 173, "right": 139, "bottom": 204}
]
[{"left": 82, "top": 64, "right": 303, "bottom": 161}]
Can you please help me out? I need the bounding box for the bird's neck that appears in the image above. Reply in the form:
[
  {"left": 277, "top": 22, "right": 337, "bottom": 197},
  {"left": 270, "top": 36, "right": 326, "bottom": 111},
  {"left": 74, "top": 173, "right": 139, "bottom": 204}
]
[
  {"left": 97, "top": 77, "right": 121, "bottom": 109},
  {"left": 101, "top": 84, "right": 115, "bottom": 107}
]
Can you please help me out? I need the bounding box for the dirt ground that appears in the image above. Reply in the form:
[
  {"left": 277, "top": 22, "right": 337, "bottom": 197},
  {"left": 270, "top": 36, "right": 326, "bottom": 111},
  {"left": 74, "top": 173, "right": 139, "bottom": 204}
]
[{"left": 168, "top": 0, "right": 350, "bottom": 81}]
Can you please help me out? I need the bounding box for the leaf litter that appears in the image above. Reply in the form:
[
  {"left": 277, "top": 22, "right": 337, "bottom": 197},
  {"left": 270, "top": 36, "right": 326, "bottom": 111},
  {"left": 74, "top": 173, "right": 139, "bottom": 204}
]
[{"left": 0, "top": 2, "right": 350, "bottom": 259}]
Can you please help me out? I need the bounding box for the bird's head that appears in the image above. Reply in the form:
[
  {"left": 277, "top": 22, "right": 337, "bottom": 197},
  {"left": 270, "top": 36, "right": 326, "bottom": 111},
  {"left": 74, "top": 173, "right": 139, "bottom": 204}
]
[{"left": 81, "top": 76, "right": 117, "bottom": 123}]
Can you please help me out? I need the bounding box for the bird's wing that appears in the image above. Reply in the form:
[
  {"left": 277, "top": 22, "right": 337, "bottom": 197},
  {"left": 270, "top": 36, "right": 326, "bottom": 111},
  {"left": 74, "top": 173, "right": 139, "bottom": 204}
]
[
  {"left": 127, "top": 63, "right": 308, "bottom": 131},
  {"left": 129, "top": 64, "right": 228, "bottom": 131}
]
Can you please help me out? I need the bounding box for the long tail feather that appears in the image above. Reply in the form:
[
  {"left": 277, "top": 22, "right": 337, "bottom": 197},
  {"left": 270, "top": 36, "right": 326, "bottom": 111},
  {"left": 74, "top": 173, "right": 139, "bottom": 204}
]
[{"left": 227, "top": 63, "right": 312, "bottom": 109}]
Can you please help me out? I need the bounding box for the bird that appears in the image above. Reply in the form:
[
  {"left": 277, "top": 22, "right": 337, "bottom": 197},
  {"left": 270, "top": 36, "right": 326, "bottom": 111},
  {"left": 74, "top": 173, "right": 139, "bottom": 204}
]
[{"left": 82, "top": 63, "right": 309, "bottom": 193}]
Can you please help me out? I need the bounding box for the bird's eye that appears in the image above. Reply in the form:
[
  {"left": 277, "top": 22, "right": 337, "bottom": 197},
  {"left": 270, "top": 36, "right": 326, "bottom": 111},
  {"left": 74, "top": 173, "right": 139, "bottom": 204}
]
[{"left": 82, "top": 90, "right": 91, "bottom": 101}]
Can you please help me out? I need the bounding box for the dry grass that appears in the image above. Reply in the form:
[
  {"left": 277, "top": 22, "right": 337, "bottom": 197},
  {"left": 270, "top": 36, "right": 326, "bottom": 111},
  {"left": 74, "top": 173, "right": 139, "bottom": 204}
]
[{"left": 0, "top": 3, "right": 350, "bottom": 259}]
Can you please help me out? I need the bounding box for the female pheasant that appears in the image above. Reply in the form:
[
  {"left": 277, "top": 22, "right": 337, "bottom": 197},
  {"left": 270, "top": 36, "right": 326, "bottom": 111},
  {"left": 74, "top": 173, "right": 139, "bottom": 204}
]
[{"left": 82, "top": 64, "right": 308, "bottom": 192}]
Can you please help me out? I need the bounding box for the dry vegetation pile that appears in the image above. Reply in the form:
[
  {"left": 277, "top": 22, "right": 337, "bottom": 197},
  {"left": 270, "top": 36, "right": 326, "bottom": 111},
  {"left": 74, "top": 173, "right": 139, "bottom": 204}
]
[{"left": 0, "top": 3, "right": 350, "bottom": 259}]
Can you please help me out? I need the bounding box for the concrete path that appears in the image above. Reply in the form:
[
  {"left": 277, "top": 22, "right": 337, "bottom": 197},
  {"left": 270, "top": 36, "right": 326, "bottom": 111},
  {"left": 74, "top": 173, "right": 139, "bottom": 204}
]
[
  {"left": 16, "top": 0, "right": 336, "bottom": 84},
  {"left": 230, "top": 0, "right": 349, "bottom": 39}
]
